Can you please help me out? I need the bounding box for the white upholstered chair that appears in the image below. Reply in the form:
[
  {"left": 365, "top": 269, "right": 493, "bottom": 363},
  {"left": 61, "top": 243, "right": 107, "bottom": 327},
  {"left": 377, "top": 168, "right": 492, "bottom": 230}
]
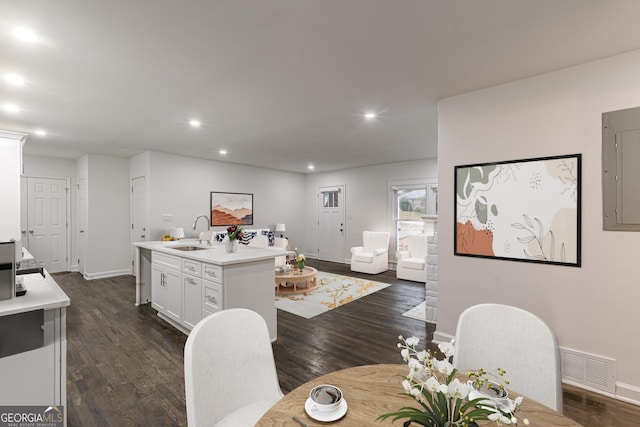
[
  {"left": 350, "top": 231, "right": 390, "bottom": 274},
  {"left": 396, "top": 234, "right": 429, "bottom": 282},
  {"left": 184, "top": 309, "right": 283, "bottom": 426},
  {"left": 453, "top": 303, "right": 563, "bottom": 412},
  {"left": 272, "top": 237, "right": 289, "bottom": 268}
]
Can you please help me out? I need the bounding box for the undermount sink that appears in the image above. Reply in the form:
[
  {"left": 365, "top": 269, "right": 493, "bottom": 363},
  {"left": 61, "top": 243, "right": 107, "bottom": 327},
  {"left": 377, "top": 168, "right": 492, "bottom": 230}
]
[{"left": 171, "top": 245, "right": 209, "bottom": 251}]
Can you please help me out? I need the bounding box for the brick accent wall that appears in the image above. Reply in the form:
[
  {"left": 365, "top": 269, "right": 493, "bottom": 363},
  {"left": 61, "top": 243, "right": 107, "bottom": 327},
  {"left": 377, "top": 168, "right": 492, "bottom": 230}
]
[{"left": 424, "top": 223, "right": 438, "bottom": 324}]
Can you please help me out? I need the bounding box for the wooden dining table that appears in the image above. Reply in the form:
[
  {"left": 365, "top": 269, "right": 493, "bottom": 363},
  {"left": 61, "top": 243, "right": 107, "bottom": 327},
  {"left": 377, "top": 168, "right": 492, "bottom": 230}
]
[{"left": 257, "top": 364, "right": 583, "bottom": 426}]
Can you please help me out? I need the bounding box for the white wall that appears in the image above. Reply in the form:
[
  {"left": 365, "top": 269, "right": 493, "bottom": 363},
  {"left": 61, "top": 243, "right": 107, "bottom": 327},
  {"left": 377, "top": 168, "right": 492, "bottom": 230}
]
[
  {"left": 84, "top": 155, "right": 131, "bottom": 278},
  {"left": 23, "top": 155, "right": 78, "bottom": 270},
  {"left": 303, "top": 159, "right": 438, "bottom": 261},
  {"left": 146, "top": 152, "right": 306, "bottom": 242},
  {"left": 436, "top": 49, "right": 640, "bottom": 403}
]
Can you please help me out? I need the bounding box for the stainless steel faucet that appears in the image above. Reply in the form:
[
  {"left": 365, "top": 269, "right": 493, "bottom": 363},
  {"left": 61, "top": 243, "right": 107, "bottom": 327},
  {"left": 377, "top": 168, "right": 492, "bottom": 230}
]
[{"left": 192, "top": 214, "right": 211, "bottom": 230}]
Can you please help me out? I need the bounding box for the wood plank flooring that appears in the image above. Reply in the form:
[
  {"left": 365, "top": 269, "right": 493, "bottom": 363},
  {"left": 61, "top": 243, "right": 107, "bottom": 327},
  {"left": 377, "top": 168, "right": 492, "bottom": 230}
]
[{"left": 54, "top": 260, "right": 639, "bottom": 426}]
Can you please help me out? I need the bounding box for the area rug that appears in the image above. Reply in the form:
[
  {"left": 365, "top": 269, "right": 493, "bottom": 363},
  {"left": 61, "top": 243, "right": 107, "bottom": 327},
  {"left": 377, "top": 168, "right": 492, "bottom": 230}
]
[
  {"left": 402, "top": 300, "right": 427, "bottom": 322},
  {"left": 274, "top": 272, "right": 391, "bottom": 319}
]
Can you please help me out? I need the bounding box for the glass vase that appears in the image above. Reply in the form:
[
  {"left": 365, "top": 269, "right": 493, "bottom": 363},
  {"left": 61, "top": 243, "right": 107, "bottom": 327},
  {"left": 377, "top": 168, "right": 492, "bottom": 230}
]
[
  {"left": 297, "top": 261, "right": 305, "bottom": 272},
  {"left": 225, "top": 239, "right": 238, "bottom": 253}
]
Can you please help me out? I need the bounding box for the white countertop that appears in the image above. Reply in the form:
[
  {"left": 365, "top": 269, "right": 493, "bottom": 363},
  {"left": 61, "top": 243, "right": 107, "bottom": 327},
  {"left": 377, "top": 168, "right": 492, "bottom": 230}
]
[
  {"left": 133, "top": 239, "right": 285, "bottom": 265},
  {"left": 0, "top": 251, "right": 70, "bottom": 317}
]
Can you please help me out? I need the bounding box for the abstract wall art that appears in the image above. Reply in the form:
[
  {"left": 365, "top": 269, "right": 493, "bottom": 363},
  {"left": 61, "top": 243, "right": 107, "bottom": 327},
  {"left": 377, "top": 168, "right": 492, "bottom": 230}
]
[
  {"left": 210, "top": 192, "right": 254, "bottom": 226},
  {"left": 454, "top": 154, "right": 581, "bottom": 266}
]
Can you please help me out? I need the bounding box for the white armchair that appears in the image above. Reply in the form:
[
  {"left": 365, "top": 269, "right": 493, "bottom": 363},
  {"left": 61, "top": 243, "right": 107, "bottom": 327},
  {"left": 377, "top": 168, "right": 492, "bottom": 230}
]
[
  {"left": 396, "top": 234, "right": 429, "bottom": 282},
  {"left": 272, "top": 237, "right": 289, "bottom": 268},
  {"left": 350, "top": 231, "right": 390, "bottom": 274}
]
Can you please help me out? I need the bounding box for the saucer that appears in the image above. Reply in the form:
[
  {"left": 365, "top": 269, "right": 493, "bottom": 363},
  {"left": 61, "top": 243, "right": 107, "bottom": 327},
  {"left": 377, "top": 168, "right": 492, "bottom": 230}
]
[
  {"left": 304, "top": 397, "right": 348, "bottom": 422},
  {"left": 468, "top": 390, "right": 516, "bottom": 413}
]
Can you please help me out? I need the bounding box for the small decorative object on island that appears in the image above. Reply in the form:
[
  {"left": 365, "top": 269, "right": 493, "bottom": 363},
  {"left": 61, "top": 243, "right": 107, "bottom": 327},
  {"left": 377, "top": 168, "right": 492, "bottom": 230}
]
[
  {"left": 378, "top": 336, "right": 528, "bottom": 427},
  {"left": 225, "top": 225, "right": 244, "bottom": 253}
]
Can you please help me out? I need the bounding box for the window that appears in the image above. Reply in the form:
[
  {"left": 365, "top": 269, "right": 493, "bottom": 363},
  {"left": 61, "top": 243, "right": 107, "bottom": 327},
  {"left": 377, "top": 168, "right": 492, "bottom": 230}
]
[
  {"left": 390, "top": 181, "right": 437, "bottom": 251},
  {"left": 322, "top": 191, "right": 340, "bottom": 208}
]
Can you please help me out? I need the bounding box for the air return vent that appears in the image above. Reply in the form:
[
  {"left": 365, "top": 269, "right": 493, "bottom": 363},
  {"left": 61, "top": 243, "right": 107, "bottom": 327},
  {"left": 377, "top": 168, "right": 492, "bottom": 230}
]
[{"left": 561, "top": 347, "right": 616, "bottom": 394}]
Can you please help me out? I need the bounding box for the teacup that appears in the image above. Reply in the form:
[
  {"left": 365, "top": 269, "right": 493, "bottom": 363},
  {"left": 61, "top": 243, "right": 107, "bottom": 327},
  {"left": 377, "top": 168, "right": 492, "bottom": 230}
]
[{"left": 309, "top": 384, "right": 343, "bottom": 413}]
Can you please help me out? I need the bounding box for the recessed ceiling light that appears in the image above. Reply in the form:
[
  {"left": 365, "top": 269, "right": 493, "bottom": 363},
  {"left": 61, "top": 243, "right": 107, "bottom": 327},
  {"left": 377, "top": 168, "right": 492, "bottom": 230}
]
[
  {"left": 4, "top": 73, "right": 25, "bottom": 86},
  {"left": 307, "top": 164, "right": 315, "bottom": 170},
  {"left": 11, "top": 27, "right": 39, "bottom": 43},
  {"left": 364, "top": 112, "right": 376, "bottom": 120},
  {"left": 219, "top": 149, "right": 227, "bottom": 155},
  {"left": 2, "top": 103, "right": 20, "bottom": 113},
  {"left": 189, "top": 119, "right": 201, "bottom": 128},
  {"left": 35, "top": 129, "right": 46, "bottom": 136}
]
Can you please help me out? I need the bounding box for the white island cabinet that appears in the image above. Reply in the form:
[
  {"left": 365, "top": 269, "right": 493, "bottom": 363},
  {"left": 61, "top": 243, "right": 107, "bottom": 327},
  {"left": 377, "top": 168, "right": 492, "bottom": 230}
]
[
  {"left": 134, "top": 241, "right": 280, "bottom": 341},
  {"left": 0, "top": 252, "right": 69, "bottom": 425}
]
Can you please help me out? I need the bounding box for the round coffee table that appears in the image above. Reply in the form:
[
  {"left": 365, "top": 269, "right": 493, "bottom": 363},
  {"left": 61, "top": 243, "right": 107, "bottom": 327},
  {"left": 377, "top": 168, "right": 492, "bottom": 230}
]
[{"left": 275, "top": 266, "right": 318, "bottom": 295}]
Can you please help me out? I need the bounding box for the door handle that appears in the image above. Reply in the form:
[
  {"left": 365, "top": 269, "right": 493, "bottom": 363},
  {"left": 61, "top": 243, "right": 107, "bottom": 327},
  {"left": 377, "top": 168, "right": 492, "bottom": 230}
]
[
  {"left": 141, "top": 235, "right": 145, "bottom": 238},
  {"left": 21, "top": 230, "right": 27, "bottom": 235},
  {"left": 79, "top": 229, "right": 85, "bottom": 233},
  {"left": 29, "top": 230, "right": 34, "bottom": 234}
]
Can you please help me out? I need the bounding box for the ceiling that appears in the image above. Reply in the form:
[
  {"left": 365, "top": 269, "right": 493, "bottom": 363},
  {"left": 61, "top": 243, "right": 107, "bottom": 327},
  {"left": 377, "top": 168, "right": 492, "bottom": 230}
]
[{"left": 2, "top": 1, "right": 640, "bottom": 173}]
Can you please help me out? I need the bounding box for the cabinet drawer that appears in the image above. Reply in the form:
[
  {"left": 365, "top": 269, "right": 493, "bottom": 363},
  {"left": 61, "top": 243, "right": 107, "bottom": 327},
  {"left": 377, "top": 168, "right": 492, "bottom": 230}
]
[
  {"left": 202, "top": 282, "right": 223, "bottom": 312},
  {"left": 182, "top": 259, "right": 202, "bottom": 276},
  {"left": 202, "top": 263, "right": 222, "bottom": 283},
  {"left": 152, "top": 252, "right": 181, "bottom": 269}
]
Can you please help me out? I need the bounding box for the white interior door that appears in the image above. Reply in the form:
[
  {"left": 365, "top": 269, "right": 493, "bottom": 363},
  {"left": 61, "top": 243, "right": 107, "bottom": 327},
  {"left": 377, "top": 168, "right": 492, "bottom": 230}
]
[
  {"left": 131, "top": 176, "right": 147, "bottom": 275},
  {"left": 317, "top": 185, "right": 345, "bottom": 262},
  {"left": 27, "top": 177, "right": 68, "bottom": 273},
  {"left": 78, "top": 176, "right": 87, "bottom": 275}
]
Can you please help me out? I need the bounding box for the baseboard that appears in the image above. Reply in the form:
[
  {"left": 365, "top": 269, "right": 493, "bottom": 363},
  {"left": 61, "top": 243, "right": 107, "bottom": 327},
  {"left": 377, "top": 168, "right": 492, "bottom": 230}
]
[
  {"left": 83, "top": 268, "right": 131, "bottom": 280},
  {"left": 616, "top": 382, "right": 640, "bottom": 406}
]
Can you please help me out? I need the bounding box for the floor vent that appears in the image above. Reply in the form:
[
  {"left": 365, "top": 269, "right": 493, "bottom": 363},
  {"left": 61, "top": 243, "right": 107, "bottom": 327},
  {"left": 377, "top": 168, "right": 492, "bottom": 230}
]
[{"left": 560, "top": 347, "right": 616, "bottom": 394}]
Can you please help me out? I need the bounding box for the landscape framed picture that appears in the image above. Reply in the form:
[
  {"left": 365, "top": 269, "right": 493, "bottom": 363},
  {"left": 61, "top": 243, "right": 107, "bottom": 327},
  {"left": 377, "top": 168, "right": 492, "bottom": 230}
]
[
  {"left": 454, "top": 154, "right": 581, "bottom": 267},
  {"left": 210, "top": 192, "right": 254, "bottom": 226}
]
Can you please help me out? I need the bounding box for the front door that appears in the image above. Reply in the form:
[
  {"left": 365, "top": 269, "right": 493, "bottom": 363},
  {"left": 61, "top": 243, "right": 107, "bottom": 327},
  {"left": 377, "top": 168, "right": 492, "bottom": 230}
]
[
  {"left": 26, "top": 177, "right": 68, "bottom": 272},
  {"left": 317, "top": 185, "right": 345, "bottom": 262}
]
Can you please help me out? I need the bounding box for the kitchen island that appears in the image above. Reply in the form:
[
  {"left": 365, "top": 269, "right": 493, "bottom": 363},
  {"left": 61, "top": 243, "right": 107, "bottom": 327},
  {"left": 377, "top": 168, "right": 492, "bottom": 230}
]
[
  {"left": 0, "top": 249, "right": 70, "bottom": 422},
  {"left": 133, "top": 240, "right": 282, "bottom": 341}
]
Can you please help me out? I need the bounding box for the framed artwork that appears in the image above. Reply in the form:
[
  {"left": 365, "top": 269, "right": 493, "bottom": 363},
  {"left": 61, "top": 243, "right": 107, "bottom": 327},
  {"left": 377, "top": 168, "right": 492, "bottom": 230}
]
[
  {"left": 454, "top": 154, "right": 581, "bottom": 267},
  {"left": 210, "top": 192, "right": 253, "bottom": 226}
]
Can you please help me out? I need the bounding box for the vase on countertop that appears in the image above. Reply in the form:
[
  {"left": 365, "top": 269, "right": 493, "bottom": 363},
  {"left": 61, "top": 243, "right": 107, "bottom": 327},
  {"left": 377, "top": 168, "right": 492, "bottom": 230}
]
[{"left": 225, "top": 239, "right": 238, "bottom": 253}]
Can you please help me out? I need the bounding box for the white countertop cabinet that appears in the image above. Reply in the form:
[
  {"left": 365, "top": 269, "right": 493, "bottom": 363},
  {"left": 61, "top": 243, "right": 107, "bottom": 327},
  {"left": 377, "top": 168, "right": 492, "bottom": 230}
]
[
  {"left": 0, "top": 258, "right": 70, "bottom": 425},
  {"left": 134, "top": 240, "right": 279, "bottom": 341},
  {"left": 181, "top": 258, "right": 203, "bottom": 331},
  {"left": 151, "top": 252, "right": 182, "bottom": 325}
]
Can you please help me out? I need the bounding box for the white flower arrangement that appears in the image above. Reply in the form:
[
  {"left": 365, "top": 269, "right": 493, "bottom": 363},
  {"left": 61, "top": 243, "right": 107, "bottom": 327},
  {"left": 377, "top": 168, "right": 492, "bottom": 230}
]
[{"left": 378, "top": 336, "right": 529, "bottom": 427}]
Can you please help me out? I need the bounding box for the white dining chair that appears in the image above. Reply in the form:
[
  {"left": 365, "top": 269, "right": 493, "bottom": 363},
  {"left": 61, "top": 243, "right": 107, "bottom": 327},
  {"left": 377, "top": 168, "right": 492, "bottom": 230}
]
[
  {"left": 184, "top": 309, "right": 284, "bottom": 426},
  {"left": 453, "top": 303, "right": 563, "bottom": 413}
]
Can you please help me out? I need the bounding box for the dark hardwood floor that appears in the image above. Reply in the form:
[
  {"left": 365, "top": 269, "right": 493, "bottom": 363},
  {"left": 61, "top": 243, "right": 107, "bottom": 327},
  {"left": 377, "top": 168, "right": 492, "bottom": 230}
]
[{"left": 55, "top": 259, "right": 638, "bottom": 426}]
